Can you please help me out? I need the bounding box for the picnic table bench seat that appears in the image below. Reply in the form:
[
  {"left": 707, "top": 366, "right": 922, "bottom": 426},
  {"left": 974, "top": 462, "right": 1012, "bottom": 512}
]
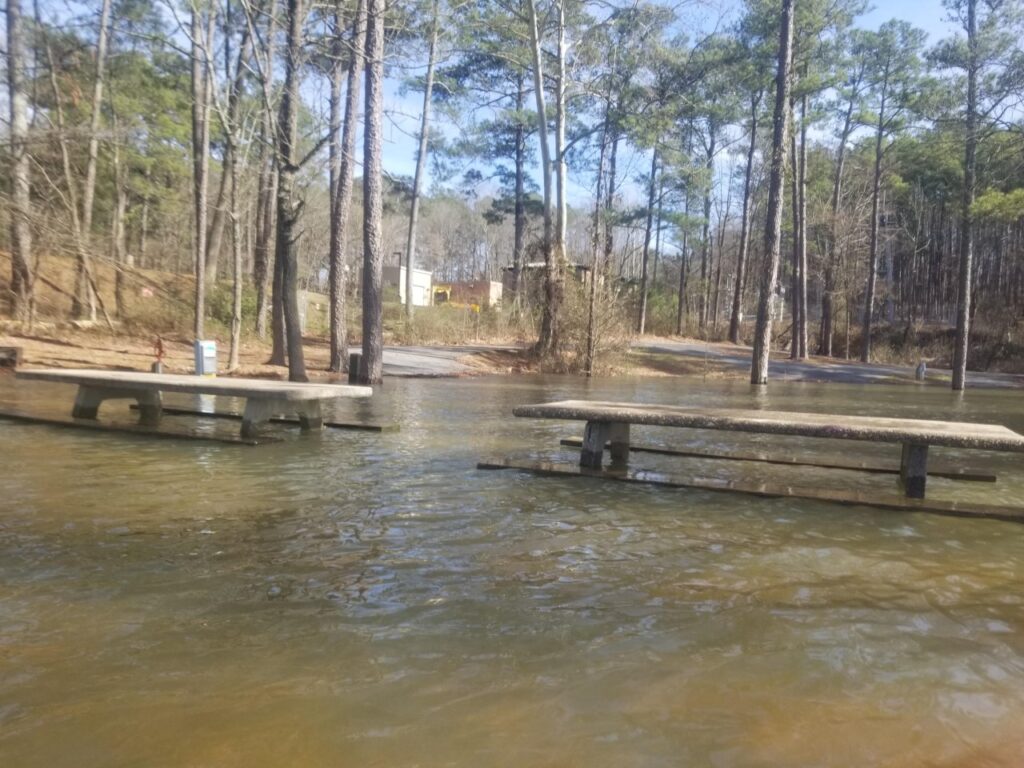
[
  {"left": 512, "top": 399, "right": 1024, "bottom": 499},
  {"left": 16, "top": 369, "right": 372, "bottom": 438}
]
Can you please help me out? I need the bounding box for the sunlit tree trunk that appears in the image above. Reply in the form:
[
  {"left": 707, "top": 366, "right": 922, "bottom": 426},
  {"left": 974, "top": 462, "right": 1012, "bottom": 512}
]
[
  {"left": 729, "top": 91, "right": 760, "bottom": 345},
  {"left": 404, "top": 0, "right": 440, "bottom": 321},
  {"left": 821, "top": 88, "right": 856, "bottom": 356},
  {"left": 511, "top": 73, "right": 527, "bottom": 302},
  {"left": 862, "top": 74, "right": 888, "bottom": 363},
  {"left": 6, "top": 0, "right": 32, "bottom": 322},
  {"left": 637, "top": 149, "right": 658, "bottom": 334},
  {"left": 699, "top": 125, "right": 715, "bottom": 330},
  {"left": 527, "top": 0, "right": 560, "bottom": 361},
  {"left": 191, "top": 4, "right": 216, "bottom": 340},
  {"left": 329, "top": 0, "right": 366, "bottom": 372},
  {"left": 71, "top": 0, "right": 113, "bottom": 321},
  {"left": 952, "top": 0, "right": 977, "bottom": 391},
  {"left": 276, "top": 0, "right": 308, "bottom": 381},
  {"left": 797, "top": 91, "right": 809, "bottom": 359},
  {"left": 750, "top": 0, "right": 794, "bottom": 385},
  {"left": 254, "top": 0, "right": 279, "bottom": 343},
  {"left": 359, "top": 0, "right": 386, "bottom": 384}
]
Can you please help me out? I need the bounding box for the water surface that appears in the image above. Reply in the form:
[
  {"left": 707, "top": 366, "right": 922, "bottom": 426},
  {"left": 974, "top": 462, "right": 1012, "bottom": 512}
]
[{"left": 1, "top": 374, "right": 1023, "bottom": 767}]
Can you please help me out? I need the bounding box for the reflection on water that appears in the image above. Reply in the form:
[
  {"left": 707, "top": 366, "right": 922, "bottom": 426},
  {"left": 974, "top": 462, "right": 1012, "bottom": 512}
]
[{"left": 2, "top": 374, "right": 1024, "bottom": 767}]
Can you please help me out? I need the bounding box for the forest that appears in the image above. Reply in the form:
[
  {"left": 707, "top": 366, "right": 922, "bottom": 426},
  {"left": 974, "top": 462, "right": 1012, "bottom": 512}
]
[{"left": 3, "top": 0, "right": 1024, "bottom": 388}]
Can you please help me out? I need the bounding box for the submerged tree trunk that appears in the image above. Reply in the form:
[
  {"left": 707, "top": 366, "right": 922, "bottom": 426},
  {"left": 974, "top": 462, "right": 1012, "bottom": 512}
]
[
  {"left": 953, "top": 0, "right": 978, "bottom": 391},
  {"left": 329, "top": 0, "right": 366, "bottom": 372},
  {"left": 750, "top": 0, "right": 794, "bottom": 385},
  {"left": 527, "top": 0, "right": 557, "bottom": 360},
  {"left": 359, "top": 0, "right": 386, "bottom": 384},
  {"left": 404, "top": 0, "right": 440, "bottom": 321},
  {"left": 862, "top": 79, "right": 888, "bottom": 363},
  {"left": 728, "top": 91, "right": 761, "bottom": 345}
]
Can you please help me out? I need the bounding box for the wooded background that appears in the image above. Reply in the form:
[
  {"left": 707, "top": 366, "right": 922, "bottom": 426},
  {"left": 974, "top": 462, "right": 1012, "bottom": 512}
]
[{"left": 3, "top": 0, "right": 1023, "bottom": 387}]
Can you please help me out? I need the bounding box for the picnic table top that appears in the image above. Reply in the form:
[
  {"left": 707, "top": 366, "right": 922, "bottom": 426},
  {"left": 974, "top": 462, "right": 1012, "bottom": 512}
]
[
  {"left": 513, "top": 399, "right": 1024, "bottom": 453},
  {"left": 16, "top": 368, "right": 373, "bottom": 402}
]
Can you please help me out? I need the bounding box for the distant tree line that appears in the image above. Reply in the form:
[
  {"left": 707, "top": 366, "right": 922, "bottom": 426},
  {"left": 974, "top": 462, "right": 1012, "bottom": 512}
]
[{"left": 3, "top": 0, "right": 1024, "bottom": 387}]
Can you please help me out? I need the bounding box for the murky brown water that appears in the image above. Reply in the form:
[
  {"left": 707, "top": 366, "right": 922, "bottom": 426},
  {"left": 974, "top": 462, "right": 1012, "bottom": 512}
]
[{"left": 2, "top": 373, "right": 1024, "bottom": 767}]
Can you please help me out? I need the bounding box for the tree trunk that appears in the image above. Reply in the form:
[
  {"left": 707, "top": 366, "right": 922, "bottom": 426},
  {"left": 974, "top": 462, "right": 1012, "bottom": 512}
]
[
  {"left": 44, "top": 41, "right": 115, "bottom": 331},
  {"left": 676, "top": 133, "right": 692, "bottom": 336},
  {"left": 750, "top": 0, "right": 794, "bottom": 385},
  {"left": 728, "top": 91, "right": 760, "bottom": 345},
  {"left": 359, "top": 0, "right": 386, "bottom": 385},
  {"left": 206, "top": 12, "right": 251, "bottom": 286},
  {"left": 191, "top": 6, "right": 215, "bottom": 340},
  {"left": 585, "top": 100, "right": 610, "bottom": 377},
  {"left": 254, "top": 0, "right": 279, "bottom": 342},
  {"left": 699, "top": 125, "right": 715, "bottom": 330},
  {"left": 711, "top": 178, "right": 730, "bottom": 330},
  {"left": 821, "top": 88, "right": 856, "bottom": 356},
  {"left": 604, "top": 108, "right": 620, "bottom": 269},
  {"left": 228, "top": 129, "right": 243, "bottom": 371},
  {"left": 404, "top": 0, "right": 440, "bottom": 321},
  {"left": 790, "top": 118, "right": 800, "bottom": 359},
  {"left": 276, "top": 0, "right": 308, "bottom": 382},
  {"left": 329, "top": 0, "right": 366, "bottom": 372},
  {"left": 637, "top": 148, "right": 658, "bottom": 334},
  {"left": 71, "top": 0, "right": 113, "bottom": 321},
  {"left": 6, "top": 0, "right": 32, "bottom": 322},
  {"left": 512, "top": 74, "right": 527, "bottom": 302},
  {"left": 527, "top": 0, "right": 558, "bottom": 360},
  {"left": 952, "top": 0, "right": 977, "bottom": 391},
  {"left": 797, "top": 91, "right": 809, "bottom": 358},
  {"left": 652, "top": 171, "right": 664, "bottom": 287},
  {"left": 111, "top": 125, "right": 128, "bottom": 318},
  {"left": 862, "top": 80, "right": 887, "bottom": 363}
]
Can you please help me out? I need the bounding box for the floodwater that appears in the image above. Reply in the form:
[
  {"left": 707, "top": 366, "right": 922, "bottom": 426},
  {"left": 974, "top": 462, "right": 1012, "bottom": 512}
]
[{"left": 2, "top": 373, "right": 1024, "bottom": 767}]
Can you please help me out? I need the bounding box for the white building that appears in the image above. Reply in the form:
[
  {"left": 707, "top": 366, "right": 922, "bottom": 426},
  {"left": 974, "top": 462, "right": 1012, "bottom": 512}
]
[{"left": 383, "top": 265, "right": 433, "bottom": 307}]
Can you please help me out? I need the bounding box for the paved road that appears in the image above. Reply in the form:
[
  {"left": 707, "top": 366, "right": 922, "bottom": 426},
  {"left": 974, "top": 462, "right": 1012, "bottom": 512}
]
[
  {"left": 635, "top": 339, "right": 1024, "bottom": 389},
  {"left": 382, "top": 345, "right": 514, "bottom": 377}
]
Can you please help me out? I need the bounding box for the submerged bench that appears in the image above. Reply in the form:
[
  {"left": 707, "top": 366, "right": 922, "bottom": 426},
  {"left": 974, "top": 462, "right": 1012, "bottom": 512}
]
[
  {"left": 512, "top": 400, "right": 1024, "bottom": 499},
  {"left": 16, "top": 368, "right": 372, "bottom": 438}
]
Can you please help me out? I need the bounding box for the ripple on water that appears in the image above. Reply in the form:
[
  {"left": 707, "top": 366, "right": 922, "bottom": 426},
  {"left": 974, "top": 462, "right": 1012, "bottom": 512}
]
[{"left": 2, "top": 376, "right": 1024, "bottom": 766}]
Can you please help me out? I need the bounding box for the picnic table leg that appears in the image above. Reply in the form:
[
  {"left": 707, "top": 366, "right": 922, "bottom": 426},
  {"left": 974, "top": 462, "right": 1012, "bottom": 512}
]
[
  {"left": 608, "top": 422, "right": 630, "bottom": 468},
  {"left": 296, "top": 401, "right": 323, "bottom": 432},
  {"left": 241, "top": 398, "right": 275, "bottom": 439},
  {"left": 900, "top": 442, "right": 929, "bottom": 499},
  {"left": 580, "top": 421, "right": 610, "bottom": 469},
  {"left": 135, "top": 390, "right": 163, "bottom": 426},
  {"left": 71, "top": 385, "right": 102, "bottom": 420}
]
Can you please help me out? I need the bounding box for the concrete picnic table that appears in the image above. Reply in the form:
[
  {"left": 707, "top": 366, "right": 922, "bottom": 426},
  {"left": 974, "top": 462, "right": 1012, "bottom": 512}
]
[
  {"left": 16, "top": 368, "right": 372, "bottom": 438},
  {"left": 512, "top": 399, "right": 1024, "bottom": 499}
]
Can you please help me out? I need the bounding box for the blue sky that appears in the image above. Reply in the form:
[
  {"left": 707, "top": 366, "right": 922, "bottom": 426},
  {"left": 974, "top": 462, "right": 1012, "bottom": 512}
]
[{"left": 377, "top": 0, "right": 964, "bottom": 209}]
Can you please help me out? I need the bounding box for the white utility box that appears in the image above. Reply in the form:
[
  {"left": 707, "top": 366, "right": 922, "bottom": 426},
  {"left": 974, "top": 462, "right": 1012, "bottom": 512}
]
[{"left": 193, "top": 340, "right": 217, "bottom": 376}]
